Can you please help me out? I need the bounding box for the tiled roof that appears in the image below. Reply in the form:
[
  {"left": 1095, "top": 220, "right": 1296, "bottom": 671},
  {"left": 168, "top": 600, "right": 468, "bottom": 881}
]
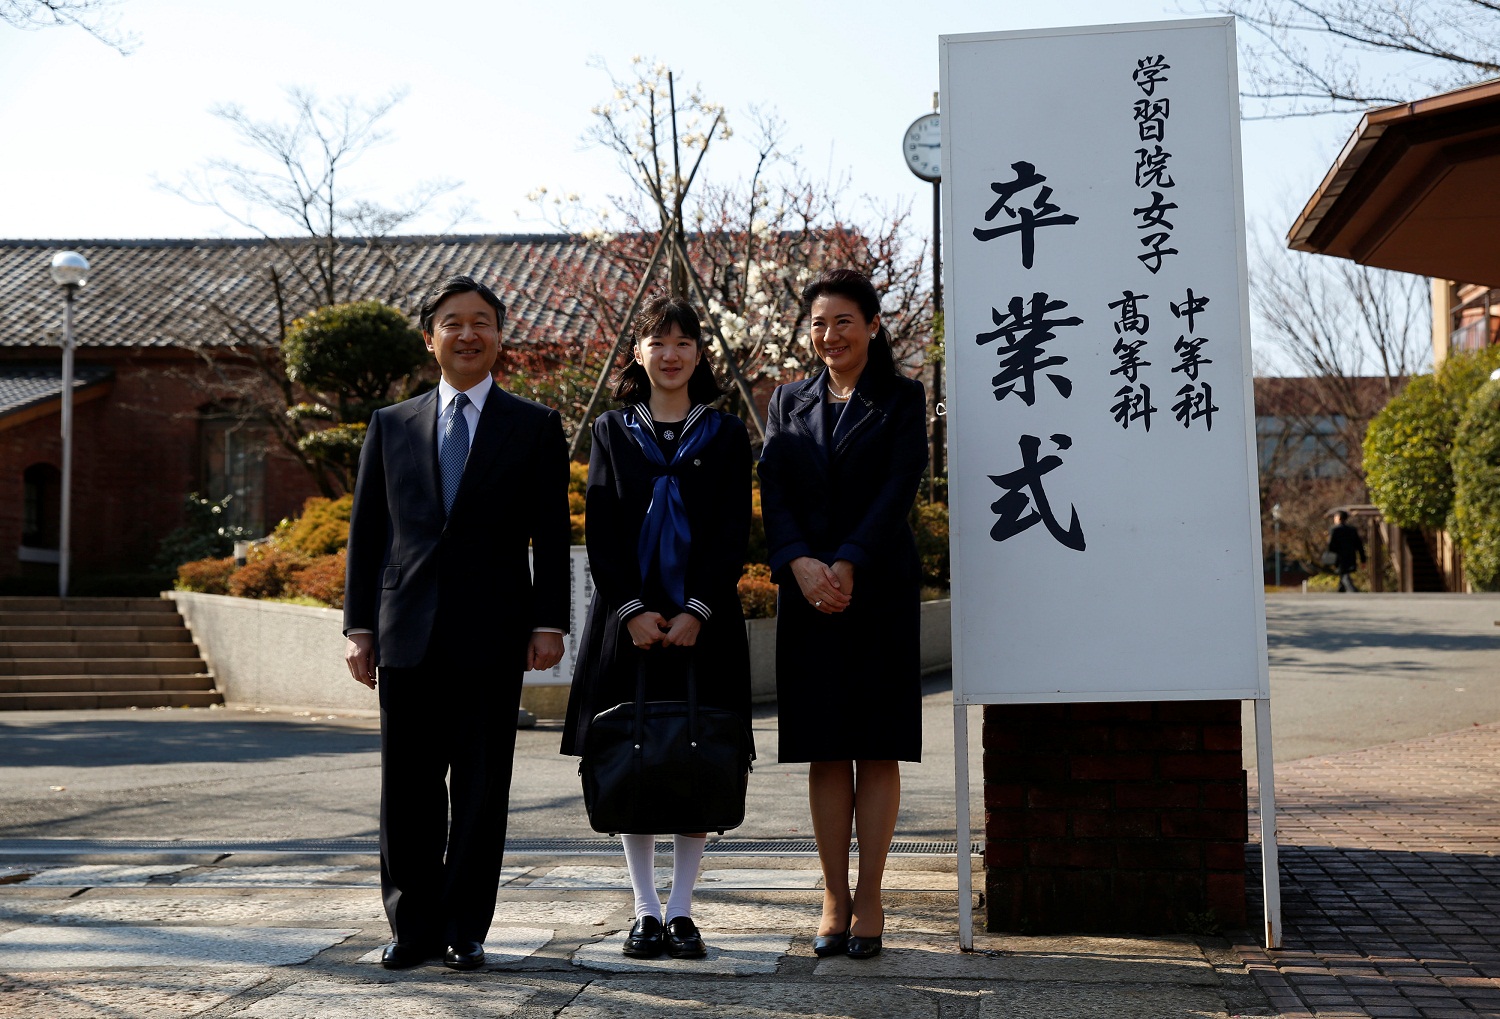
[
  {"left": 0, "top": 364, "right": 114, "bottom": 419},
  {"left": 0, "top": 236, "right": 610, "bottom": 349}
]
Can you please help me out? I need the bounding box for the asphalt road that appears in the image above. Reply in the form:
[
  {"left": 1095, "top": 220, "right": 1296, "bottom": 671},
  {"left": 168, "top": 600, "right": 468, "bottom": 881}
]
[{"left": 1, "top": 594, "right": 1496, "bottom": 843}]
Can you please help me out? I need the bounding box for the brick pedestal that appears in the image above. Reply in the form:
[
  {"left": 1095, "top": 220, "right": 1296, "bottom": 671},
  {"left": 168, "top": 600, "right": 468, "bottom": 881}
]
[{"left": 982, "top": 700, "right": 1247, "bottom": 933}]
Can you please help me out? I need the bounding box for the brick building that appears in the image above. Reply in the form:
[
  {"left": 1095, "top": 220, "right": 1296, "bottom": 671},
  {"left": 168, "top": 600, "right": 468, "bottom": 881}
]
[{"left": 0, "top": 235, "right": 605, "bottom": 590}]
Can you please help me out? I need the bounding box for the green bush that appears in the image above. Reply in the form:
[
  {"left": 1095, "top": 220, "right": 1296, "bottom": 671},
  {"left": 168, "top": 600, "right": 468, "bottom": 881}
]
[
  {"left": 283, "top": 301, "right": 427, "bottom": 417},
  {"left": 1451, "top": 379, "right": 1500, "bottom": 591},
  {"left": 912, "top": 501, "right": 950, "bottom": 589},
  {"left": 273, "top": 495, "right": 353, "bottom": 556},
  {"left": 152, "top": 493, "right": 255, "bottom": 573},
  {"left": 1364, "top": 348, "right": 1500, "bottom": 529}
]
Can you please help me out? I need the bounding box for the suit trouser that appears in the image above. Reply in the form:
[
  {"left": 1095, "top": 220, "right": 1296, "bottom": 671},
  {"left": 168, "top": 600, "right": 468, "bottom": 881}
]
[{"left": 377, "top": 648, "right": 523, "bottom": 946}]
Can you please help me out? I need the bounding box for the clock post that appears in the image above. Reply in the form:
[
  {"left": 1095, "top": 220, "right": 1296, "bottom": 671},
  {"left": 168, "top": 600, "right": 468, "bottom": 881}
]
[{"left": 903, "top": 97, "right": 944, "bottom": 498}]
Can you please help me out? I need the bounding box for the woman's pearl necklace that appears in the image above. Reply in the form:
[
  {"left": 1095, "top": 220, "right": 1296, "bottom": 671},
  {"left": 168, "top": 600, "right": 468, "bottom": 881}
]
[{"left": 829, "top": 383, "right": 855, "bottom": 401}]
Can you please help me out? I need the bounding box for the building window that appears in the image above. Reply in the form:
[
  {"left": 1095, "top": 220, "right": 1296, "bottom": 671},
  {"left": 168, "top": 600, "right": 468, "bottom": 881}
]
[
  {"left": 1451, "top": 287, "right": 1499, "bottom": 354},
  {"left": 200, "top": 410, "right": 268, "bottom": 536},
  {"left": 22, "top": 463, "right": 60, "bottom": 549}
]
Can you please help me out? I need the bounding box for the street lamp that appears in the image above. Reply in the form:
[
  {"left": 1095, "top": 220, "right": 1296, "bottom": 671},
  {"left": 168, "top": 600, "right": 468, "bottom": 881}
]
[
  {"left": 49, "top": 251, "right": 89, "bottom": 599},
  {"left": 1271, "top": 502, "right": 1282, "bottom": 590}
]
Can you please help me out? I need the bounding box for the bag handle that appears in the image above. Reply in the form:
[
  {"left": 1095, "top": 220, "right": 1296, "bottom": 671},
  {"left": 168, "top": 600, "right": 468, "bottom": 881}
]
[{"left": 632, "top": 648, "right": 700, "bottom": 747}]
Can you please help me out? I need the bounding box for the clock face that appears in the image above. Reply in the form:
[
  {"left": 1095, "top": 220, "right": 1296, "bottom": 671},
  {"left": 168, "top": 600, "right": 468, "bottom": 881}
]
[{"left": 903, "top": 113, "right": 941, "bottom": 182}]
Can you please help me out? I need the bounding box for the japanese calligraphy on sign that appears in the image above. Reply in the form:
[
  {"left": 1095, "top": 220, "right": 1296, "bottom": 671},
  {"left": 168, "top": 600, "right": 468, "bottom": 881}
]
[{"left": 941, "top": 18, "right": 1269, "bottom": 704}]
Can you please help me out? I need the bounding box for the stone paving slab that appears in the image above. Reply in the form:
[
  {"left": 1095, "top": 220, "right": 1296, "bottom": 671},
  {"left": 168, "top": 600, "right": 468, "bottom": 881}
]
[
  {"left": 38, "top": 893, "right": 386, "bottom": 926},
  {"left": 356, "top": 927, "right": 552, "bottom": 966},
  {"left": 572, "top": 932, "right": 792, "bottom": 975},
  {"left": 0, "top": 969, "right": 269, "bottom": 1018},
  {"left": 556, "top": 979, "right": 979, "bottom": 1018},
  {"left": 975, "top": 981, "right": 1231, "bottom": 1018},
  {"left": 0, "top": 924, "right": 357, "bottom": 968},
  {"left": 174, "top": 865, "right": 367, "bottom": 886},
  {"left": 811, "top": 934, "right": 1219, "bottom": 985},
  {"left": 530, "top": 866, "right": 821, "bottom": 890},
  {"left": 1241, "top": 720, "right": 1500, "bottom": 1017},
  {"left": 17, "top": 864, "right": 193, "bottom": 885},
  {"left": 230, "top": 978, "right": 539, "bottom": 1018}
]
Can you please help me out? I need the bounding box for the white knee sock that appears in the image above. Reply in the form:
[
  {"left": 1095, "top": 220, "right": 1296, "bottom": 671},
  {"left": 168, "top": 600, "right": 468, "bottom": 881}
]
[
  {"left": 621, "top": 834, "right": 661, "bottom": 922},
  {"left": 664, "top": 835, "right": 706, "bottom": 921}
]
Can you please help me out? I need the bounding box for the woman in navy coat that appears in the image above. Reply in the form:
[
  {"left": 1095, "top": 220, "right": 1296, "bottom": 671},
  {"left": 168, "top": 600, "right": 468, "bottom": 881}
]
[
  {"left": 562, "top": 295, "right": 752, "bottom": 961},
  {"left": 758, "top": 269, "right": 928, "bottom": 960}
]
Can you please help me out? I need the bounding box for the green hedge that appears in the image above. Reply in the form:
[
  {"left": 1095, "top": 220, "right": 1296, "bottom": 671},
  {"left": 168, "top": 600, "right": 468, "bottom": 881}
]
[{"left": 1452, "top": 379, "right": 1500, "bottom": 591}]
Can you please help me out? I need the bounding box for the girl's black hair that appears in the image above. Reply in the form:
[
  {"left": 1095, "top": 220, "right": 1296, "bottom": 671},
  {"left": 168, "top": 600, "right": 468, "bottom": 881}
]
[
  {"left": 612, "top": 295, "right": 728, "bottom": 405},
  {"left": 800, "top": 268, "right": 899, "bottom": 380}
]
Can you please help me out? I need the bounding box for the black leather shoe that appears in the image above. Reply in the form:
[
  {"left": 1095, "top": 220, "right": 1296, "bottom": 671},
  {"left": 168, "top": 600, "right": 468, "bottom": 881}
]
[
  {"left": 444, "top": 940, "right": 485, "bottom": 970},
  {"left": 622, "top": 915, "right": 665, "bottom": 957},
  {"left": 664, "top": 916, "right": 707, "bottom": 959},
  {"left": 380, "top": 941, "right": 437, "bottom": 969},
  {"left": 812, "top": 928, "right": 849, "bottom": 958},
  {"left": 846, "top": 934, "right": 883, "bottom": 959}
]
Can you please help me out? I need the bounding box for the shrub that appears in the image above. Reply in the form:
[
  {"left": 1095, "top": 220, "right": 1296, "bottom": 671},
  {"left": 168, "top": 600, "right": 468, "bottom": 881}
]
[
  {"left": 569, "top": 462, "right": 588, "bottom": 544},
  {"left": 1451, "top": 380, "right": 1500, "bottom": 591},
  {"left": 273, "top": 495, "right": 353, "bottom": 556},
  {"left": 152, "top": 492, "right": 255, "bottom": 573},
  {"left": 227, "top": 547, "right": 307, "bottom": 600},
  {"left": 737, "top": 563, "right": 777, "bottom": 619},
  {"left": 176, "top": 556, "right": 236, "bottom": 595},
  {"left": 746, "top": 481, "right": 768, "bottom": 566},
  {"left": 288, "top": 550, "right": 347, "bottom": 608},
  {"left": 912, "top": 501, "right": 950, "bottom": 589},
  {"left": 1365, "top": 347, "right": 1500, "bottom": 529}
]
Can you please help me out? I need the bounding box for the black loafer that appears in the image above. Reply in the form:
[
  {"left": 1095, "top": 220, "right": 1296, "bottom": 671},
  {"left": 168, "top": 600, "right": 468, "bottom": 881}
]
[
  {"left": 380, "top": 941, "right": 437, "bottom": 969},
  {"left": 812, "top": 928, "right": 849, "bottom": 957},
  {"left": 664, "top": 916, "right": 707, "bottom": 958},
  {"left": 444, "top": 940, "right": 485, "bottom": 971},
  {"left": 846, "top": 934, "right": 883, "bottom": 959},
  {"left": 622, "top": 915, "right": 665, "bottom": 957}
]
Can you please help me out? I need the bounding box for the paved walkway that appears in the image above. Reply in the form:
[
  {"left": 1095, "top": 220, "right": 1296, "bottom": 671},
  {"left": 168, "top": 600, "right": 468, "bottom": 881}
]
[{"left": 1239, "top": 722, "right": 1500, "bottom": 1017}]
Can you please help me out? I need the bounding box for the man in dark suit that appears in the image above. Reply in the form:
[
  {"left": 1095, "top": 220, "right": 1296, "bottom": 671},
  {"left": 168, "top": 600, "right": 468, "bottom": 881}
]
[{"left": 342, "top": 274, "right": 570, "bottom": 971}]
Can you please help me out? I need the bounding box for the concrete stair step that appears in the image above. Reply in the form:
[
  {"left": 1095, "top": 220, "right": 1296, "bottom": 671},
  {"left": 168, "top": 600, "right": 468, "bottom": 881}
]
[
  {"left": 0, "top": 626, "right": 192, "bottom": 642},
  {"left": 0, "top": 596, "right": 176, "bottom": 613},
  {"left": 0, "top": 658, "right": 208, "bottom": 677},
  {"left": 0, "top": 674, "right": 217, "bottom": 694},
  {"left": 0, "top": 690, "right": 223, "bottom": 710},
  {"left": 0, "top": 642, "right": 202, "bottom": 659},
  {"left": 0, "top": 612, "right": 187, "bottom": 628}
]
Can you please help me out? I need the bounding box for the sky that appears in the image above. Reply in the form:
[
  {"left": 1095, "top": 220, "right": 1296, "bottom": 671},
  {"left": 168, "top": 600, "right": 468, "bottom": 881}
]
[{"left": 1, "top": 0, "right": 1349, "bottom": 245}]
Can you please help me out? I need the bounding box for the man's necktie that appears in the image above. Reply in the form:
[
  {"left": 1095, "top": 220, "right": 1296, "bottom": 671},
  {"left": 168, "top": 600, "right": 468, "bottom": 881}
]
[{"left": 440, "top": 392, "right": 470, "bottom": 516}]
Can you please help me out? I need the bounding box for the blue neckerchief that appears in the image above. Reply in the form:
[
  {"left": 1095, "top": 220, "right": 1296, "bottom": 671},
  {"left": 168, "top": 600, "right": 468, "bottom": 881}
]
[{"left": 623, "top": 403, "right": 721, "bottom": 610}]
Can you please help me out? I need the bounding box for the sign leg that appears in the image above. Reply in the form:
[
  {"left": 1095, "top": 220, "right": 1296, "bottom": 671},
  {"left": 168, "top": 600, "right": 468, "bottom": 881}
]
[
  {"left": 1254, "top": 697, "right": 1282, "bottom": 949},
  {"left": 954, "top": 701, "right": 974, "bottom": 951}
]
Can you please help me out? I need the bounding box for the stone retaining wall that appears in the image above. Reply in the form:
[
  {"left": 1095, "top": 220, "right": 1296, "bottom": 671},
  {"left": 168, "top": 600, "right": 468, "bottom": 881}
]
[{"left": 170, "top": 591, "right": 952, "bottom": 716}]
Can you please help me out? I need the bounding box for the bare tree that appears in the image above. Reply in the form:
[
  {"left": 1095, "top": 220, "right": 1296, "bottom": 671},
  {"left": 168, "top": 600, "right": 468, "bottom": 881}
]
[
  {"left": 524, "top": 59, "right": 932, "bottom": 451},
  {"left": 155, "top": 88, "right": 468, "bottom": 495},
  {"left": 1251, "top": 223, "right": 1429, "bottom": 569},
  {"left": 166, "top": 87, "right": 465, "bottom": 309},
  {"left": 1207, "top": 0, "right": 1500, "bottom": 117},
  {"left": 0, "top": 0, "right": 137, "bottom": 53}
]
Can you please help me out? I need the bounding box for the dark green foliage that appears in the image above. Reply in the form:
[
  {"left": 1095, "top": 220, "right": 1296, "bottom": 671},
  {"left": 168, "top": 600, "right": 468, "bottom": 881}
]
[
  {"left": 152, "top": 493, "right": 255, "bottom": 573},
  {"left": 1364, "top": 347, "right": 1500, "bottom": 529},
  {"left": 283, "top": 301, "right": 427, "bottom": 422},
  {"left": 1452, "top": 380, "right": 1500, "bottom": 591}
]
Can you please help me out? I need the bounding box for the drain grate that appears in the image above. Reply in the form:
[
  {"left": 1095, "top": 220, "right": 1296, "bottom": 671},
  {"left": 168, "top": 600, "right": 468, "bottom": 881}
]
[{"left": 0, "top": 836, "right": 982, "bottom": 857}]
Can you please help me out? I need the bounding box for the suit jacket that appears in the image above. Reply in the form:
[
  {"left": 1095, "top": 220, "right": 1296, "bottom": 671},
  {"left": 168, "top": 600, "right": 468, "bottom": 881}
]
[
  {"left": 343, "top": 381, "right": 571, "bottom": 672},
  {"left": 758, "top": 369, "right": 928, "bottom": 584}
]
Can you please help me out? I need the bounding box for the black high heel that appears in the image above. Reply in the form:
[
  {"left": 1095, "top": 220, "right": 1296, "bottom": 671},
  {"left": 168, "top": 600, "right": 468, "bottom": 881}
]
[
  {"left": 845, "top": 933, "right": 883, "bottom": 959},
  {"left": 812, "top": 928, "right": 850, "bottom": 957}
]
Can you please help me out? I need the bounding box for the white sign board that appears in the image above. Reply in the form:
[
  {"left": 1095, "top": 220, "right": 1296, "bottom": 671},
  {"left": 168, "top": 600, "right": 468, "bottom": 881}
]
[
  {"left": 524, "top": 545, "right": 592, "bottom": 686},
  {"left": 941, "top": 18, "right": 1269, "bottom": 704}
]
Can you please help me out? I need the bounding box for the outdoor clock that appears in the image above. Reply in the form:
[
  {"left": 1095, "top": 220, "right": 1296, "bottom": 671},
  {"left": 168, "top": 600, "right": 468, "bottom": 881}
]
[{"left": 903, "top": 112, "right": 941, "bottom": 182}]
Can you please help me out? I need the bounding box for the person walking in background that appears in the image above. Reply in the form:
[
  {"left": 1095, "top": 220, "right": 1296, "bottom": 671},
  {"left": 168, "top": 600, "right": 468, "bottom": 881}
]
[
  {"left": 561, "top": 295, "right": 752, "bottom": 960},
  {"left": 342, "top": 274, "right": 571, "bottom": 971},
  {"left": 757, "top": 268, "right": 928, "bottom": 960},
  {"left": 1328, "top": 509, "right": 1367, "bottom": 593}
]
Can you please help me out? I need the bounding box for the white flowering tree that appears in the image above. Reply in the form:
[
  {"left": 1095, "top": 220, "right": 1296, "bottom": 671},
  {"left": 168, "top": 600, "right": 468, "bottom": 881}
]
[{"left": 517, "top": 59, "right": 932, "bottom": 452}]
